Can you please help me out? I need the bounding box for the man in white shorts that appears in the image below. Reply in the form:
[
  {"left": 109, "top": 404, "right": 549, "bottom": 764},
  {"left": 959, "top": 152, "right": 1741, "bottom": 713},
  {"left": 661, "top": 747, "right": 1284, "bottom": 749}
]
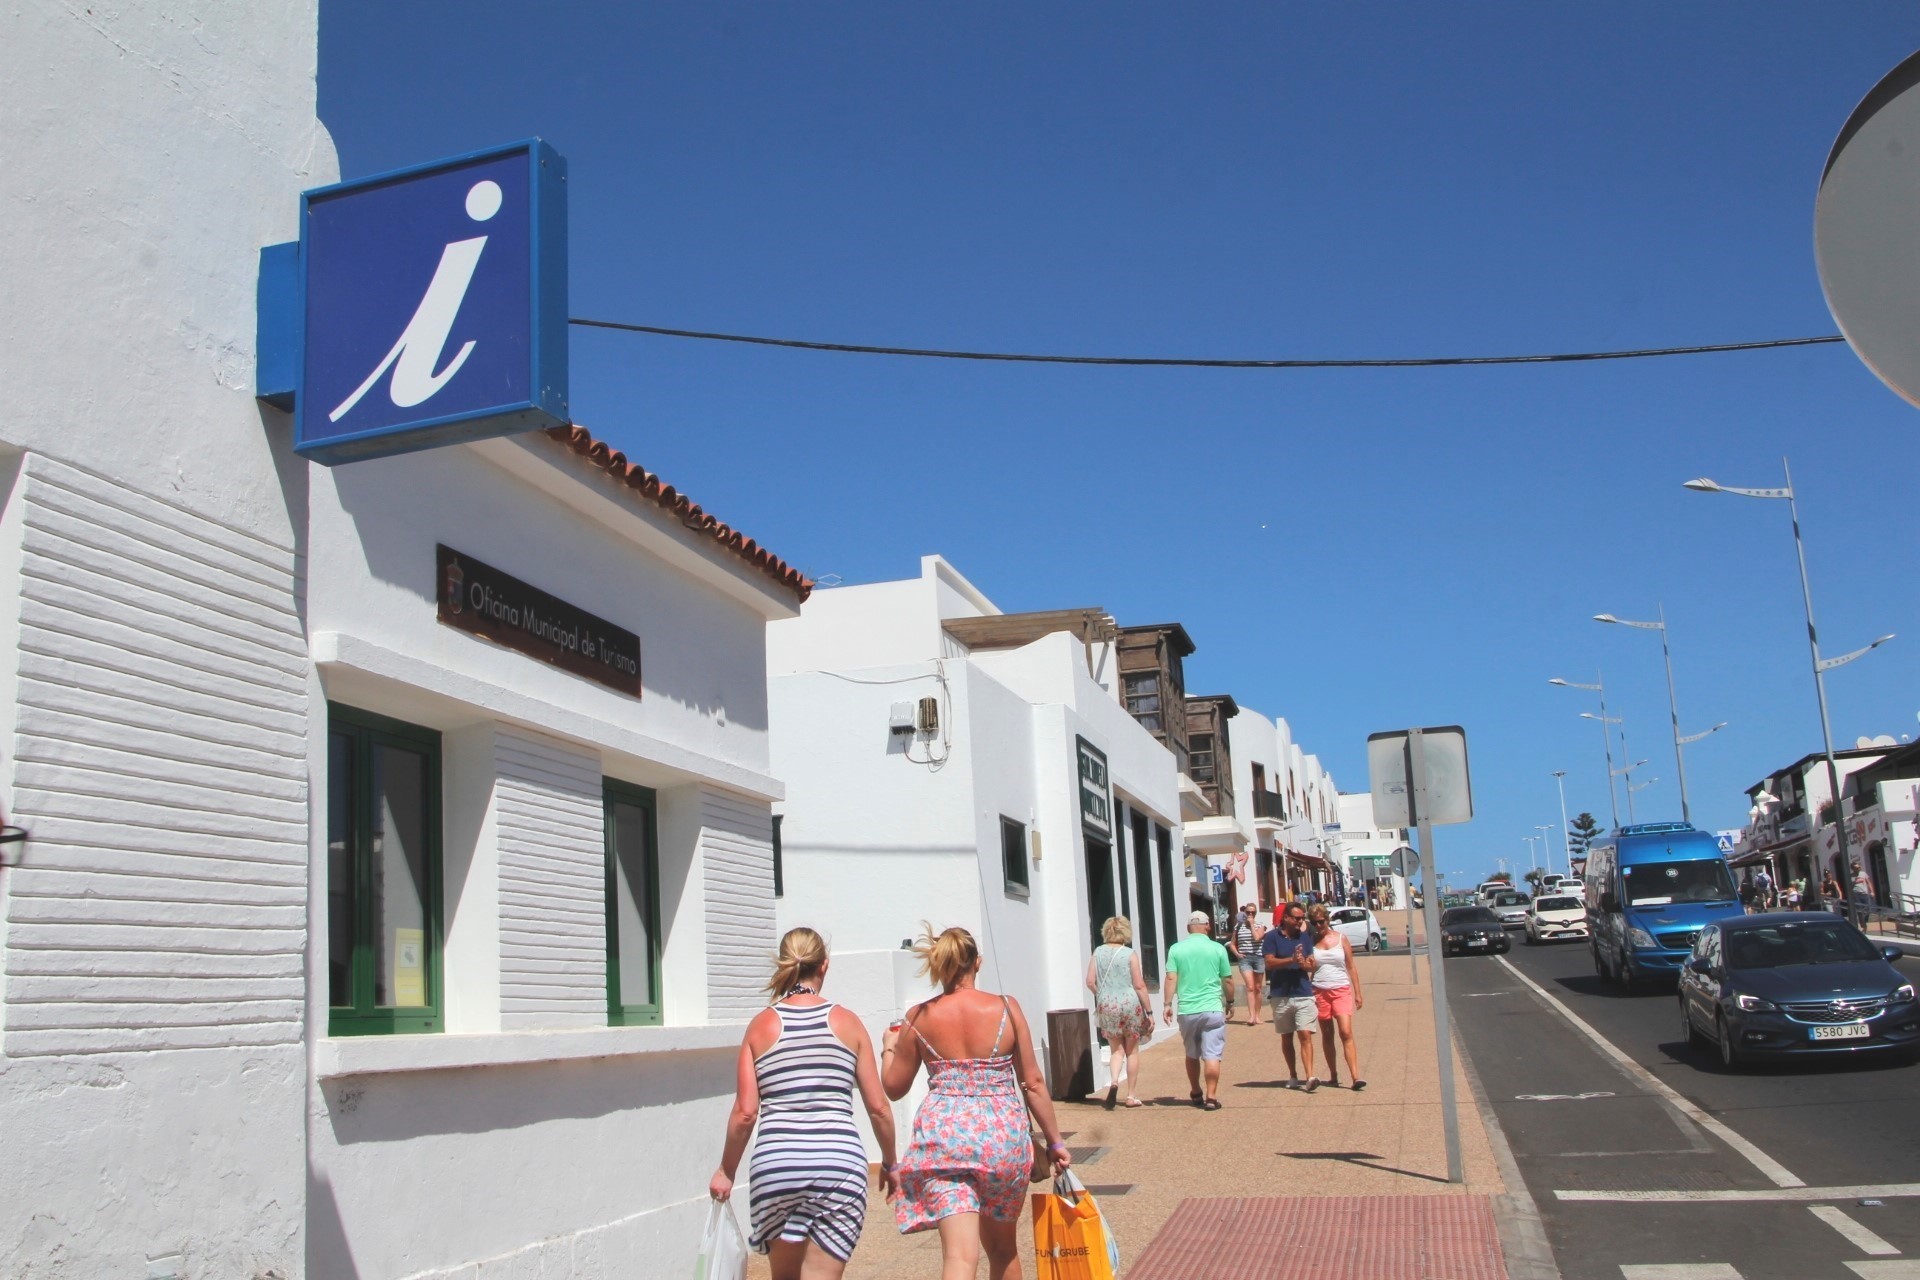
[{"left": 1262, "top": 900, "right": 1320, "bottom": 1091}]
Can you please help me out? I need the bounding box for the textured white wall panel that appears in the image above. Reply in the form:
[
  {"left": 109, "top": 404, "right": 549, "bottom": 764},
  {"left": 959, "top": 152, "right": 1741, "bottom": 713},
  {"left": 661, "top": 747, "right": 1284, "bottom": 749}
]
[
  {"left": 701, "top": 787, "right": 776, "bottom": 1017},
  {"left": 3, "top": 456, "right": 308, "bottom": 1058},
  {"left": 495, "top": 725, "right": 607, "bottom": 1028}
]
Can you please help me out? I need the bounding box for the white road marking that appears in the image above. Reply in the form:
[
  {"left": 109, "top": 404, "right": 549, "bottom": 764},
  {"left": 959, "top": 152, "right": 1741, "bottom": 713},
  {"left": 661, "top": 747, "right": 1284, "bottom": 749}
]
[
  {"left": 1619, "top": 1265, "right": 1742, "bottom": 1279},
  {"left": 1846, "top": 1263, "right": 1920, "bottom": 1278},
  {"left": 1495, "top": 956, "right": 1804, "bottom": 1188},
  {"left": 1558, "top": 1182, "right": 1920, "bottom": 1203},
  {"left": 1515, "top": 1091, "right": 1615, "bottom": 1101},
  {"left": 1812, "top": 1205, "right": 1899, "bottom": 1256}
]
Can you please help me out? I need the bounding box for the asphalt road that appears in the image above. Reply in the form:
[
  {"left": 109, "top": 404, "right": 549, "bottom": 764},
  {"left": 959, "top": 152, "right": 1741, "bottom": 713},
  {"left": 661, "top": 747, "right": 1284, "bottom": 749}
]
[{"left": 1447, "top": 928, "right": 1920, "bottom": 1280}]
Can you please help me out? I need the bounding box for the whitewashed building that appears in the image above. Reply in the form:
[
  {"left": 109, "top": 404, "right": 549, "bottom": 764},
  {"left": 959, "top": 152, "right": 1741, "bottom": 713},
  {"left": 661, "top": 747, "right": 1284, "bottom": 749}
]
[
  {"left": 766, "top": 556, "right": 1187, "bottom": 1102},
  {"left": 301, "top": 423, "right": 805, "bottom": 1278},
  {"left": 1328, "top": 792, "right": 1412, "bottom": 909},
  {"left": 1, "top": 3, "right": 805, "bottom": 1275}
]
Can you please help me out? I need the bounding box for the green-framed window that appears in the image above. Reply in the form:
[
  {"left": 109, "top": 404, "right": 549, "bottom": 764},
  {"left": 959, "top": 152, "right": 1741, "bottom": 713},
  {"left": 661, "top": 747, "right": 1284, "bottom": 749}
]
[
  {"left": 604, "top": 779, "right": 662, "bottom": 1026},
  {"left": 772, "top": 814, "right": 785, "bottom": 898},
  {"left": 1001, "top": 816, "right": 1030, "bottom": 898},
  {"left": 327, "top": 703, "right": 443, "bottom": 1037}
]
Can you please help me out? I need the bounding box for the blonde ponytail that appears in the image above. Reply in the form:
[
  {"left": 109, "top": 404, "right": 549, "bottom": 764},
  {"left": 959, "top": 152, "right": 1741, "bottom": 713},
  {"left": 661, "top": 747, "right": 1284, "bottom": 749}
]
[
  {"left": 912, "top": 921, "right": 981, "bottom": 993},
  {"left": 766, "top": 926, "right": 829, "bottom": 999}
]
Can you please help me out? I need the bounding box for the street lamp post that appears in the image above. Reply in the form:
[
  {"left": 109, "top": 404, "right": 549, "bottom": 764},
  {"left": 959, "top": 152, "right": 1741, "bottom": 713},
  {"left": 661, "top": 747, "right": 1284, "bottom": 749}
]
[
  {"left": 1534, "top": 825, "right": 1556, "bottom": 881},
  {"left": 1551, "top": 770, "right": 1573, "bottom": 877},
  {"left": 1552, "top": 674, "right": 1622, "bottom": 829},
  {"left": 1686, "top": 460, "right": 1895, "bottom": 923},
  {"left": 1595, "top": 605, "right": 1728, "bottom": 825},
  {"left": 1613, "top": 754, "right": 1650, "bottom": 822}
]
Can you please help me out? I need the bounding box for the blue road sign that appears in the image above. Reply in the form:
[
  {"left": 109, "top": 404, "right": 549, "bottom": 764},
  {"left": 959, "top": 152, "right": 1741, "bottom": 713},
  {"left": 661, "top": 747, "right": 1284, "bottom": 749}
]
[{"left": 282, "top": 140, "right": 568, "bottom": 465}]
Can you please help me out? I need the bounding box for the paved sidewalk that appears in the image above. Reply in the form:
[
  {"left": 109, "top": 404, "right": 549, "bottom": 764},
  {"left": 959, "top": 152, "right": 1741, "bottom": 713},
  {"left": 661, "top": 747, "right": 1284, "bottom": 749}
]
[{"left": 747, "top": 948, "right": 1516, "bottom": 1277}]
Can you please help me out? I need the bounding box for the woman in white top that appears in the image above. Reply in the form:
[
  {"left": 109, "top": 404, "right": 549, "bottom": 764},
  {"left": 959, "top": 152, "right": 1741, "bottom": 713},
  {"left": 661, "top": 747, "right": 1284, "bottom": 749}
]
[{"left": 1305, "top": 903, "right": 1365, "bottom": 1091}]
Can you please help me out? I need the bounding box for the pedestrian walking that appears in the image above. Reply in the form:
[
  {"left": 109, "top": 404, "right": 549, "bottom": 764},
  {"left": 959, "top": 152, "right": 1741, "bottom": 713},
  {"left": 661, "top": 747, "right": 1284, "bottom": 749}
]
[
  {"left": 1821, "top": 869, "right": 1843, "bottom": 908},
  {"left": 709, "top": 927, "right": 898, "bottom": 1279},
  {"left": 883, "top": 923, "right": 1070, "bottom": 1278},
  {"left": 1306, "top": 904, "right": 1366, "bottom": 1091},
  {"left": 1754, "top": 866, "right": 1774, "bottom": 909},
  {"left": 1084, "top": 916, "right": 1154, "bottom": 1110},
  {"left": 1228, "top": 902, "right": 1267, "bottom": 1026},
  {"left": 1851, "top": 860, "right": 1874, "bottom": 907},
  {"left": 1162, "top": 909, "right": 1234, "bottom": 1111},
  {"left": 1262, "top": 901, "right": 1320, "bottom": 1091},
  {"left": 1738, "top": 873, "right": 1758, "bottom": 914},
  {"left": 1783, "top": 879, "right": 1802, "bottom": 910}
]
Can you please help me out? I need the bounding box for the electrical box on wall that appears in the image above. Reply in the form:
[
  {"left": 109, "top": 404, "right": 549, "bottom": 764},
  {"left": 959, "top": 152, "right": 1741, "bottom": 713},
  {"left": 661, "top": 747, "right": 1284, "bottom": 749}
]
[
  {"left": 916, "top": 696, "right": 940, "bottom": 734},
  {"left": 889, "top": 702, "right": 916, "bottom": 735}
]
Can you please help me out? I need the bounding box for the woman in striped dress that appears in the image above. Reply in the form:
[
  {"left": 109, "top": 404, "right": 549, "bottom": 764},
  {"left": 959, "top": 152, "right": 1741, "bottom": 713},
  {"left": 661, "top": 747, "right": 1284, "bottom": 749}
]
[{"left": 710, "top": 928, "right": 898, "bottom": 1278}]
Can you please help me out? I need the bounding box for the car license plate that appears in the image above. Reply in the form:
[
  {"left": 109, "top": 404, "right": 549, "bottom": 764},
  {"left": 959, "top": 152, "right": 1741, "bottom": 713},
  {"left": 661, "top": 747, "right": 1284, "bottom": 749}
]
[
  {"left": 1467, "top": 939, "right": 1486, "bottom": 947},
  {"left": 1810, "top": 1023, "right": 1869, "bottom": 1041}
]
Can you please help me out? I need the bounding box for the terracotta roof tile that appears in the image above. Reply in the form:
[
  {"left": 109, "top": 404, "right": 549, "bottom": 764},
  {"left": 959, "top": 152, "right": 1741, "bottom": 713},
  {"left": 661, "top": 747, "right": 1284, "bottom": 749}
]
[{"left": 541, "top": 425, "right": 813, "bottom": 602}]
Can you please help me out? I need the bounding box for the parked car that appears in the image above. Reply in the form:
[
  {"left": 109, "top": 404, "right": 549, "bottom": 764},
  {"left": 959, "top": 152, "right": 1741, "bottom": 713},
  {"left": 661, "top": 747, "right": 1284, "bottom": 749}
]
[
  {"left": 1440, "top": 906, "right": 1511, "bottom": 957},
  {"left": 1329, "top": 906, "right": 1387, "bottom": 952},
  {"left": 1489, "top": 889, "right": 1531, "bottom": 929},
  {"left": 1526, "top": 894, "right": 1587, "bottom": 945},
  {"left": 1678, "top": 912, "right": 1920, "bottom": 1068},
  {"left": 1475, "top": 880, "right": 1512, "bottom": 903}
]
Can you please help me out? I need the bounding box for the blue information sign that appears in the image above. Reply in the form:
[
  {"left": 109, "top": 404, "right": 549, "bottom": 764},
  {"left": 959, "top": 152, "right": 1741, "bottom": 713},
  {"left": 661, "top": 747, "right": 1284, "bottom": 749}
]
[{"left": 285, "top": 140, "right": 568, "bottom": 465}]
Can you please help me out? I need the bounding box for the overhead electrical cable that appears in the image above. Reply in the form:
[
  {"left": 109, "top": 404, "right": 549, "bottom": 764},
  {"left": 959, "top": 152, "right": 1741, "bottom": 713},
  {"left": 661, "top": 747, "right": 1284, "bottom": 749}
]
[{"left": 568, "top": 319, "right": 1845, "bottom": 369}]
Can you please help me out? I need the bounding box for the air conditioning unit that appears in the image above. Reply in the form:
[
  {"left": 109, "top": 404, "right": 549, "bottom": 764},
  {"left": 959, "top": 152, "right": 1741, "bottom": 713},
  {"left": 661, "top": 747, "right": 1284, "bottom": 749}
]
[{"left": 916, "top": 696, "right": 940, "bottom": 734}]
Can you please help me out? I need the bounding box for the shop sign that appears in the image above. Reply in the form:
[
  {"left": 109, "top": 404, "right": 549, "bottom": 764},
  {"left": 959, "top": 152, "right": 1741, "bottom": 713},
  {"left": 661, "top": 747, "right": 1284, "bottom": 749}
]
[
  {"left": 1076, "top": 737, "right": 1111, "bottom": 835},
  {"left": 259, "top": 140, "right": 570, "bottom": 465},
  {"left": 437, "top": 545, "right": 640, "bottom": 696}
]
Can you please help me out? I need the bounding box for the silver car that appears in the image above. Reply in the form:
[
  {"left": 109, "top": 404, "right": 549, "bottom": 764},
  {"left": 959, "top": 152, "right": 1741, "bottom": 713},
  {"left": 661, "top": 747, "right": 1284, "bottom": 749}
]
[{"left": 1489, "top": 889, "right": 1531, "bottom": 929}]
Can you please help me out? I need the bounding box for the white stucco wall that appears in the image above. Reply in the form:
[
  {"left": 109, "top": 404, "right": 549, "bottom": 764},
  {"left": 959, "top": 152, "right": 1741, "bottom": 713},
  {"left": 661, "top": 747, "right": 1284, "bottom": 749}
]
[
  {"left": 768, "top": 563, "right": 1185, "bottom": 1110},
  {"left": 303, "top": 433, "right": 790, "bottom": 1279},
  {"left": 1, "top": 3, "right": 334, "bottom": 1276}
]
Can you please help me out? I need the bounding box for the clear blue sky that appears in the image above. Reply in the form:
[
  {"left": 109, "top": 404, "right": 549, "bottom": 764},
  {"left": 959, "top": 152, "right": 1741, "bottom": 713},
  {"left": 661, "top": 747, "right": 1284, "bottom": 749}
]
[{"left": 321, "top": 5, "right": 1918, "bottom": 884}]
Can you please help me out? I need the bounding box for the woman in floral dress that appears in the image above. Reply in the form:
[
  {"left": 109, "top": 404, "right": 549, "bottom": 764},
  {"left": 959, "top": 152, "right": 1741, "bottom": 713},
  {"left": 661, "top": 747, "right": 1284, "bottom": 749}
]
[
  {"left": 1084, "top": 916, "right": 1154, "bottom": 1108},
  {"left": 883, "top": 924, "right": 1071, "bottom": 1278}
]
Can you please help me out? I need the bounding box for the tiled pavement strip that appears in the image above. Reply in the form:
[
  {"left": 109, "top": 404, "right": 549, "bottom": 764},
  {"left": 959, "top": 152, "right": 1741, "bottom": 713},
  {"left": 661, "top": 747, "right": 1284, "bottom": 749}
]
[{"left": 746, "top": 947, "right": 1534, "bottom": 1278}]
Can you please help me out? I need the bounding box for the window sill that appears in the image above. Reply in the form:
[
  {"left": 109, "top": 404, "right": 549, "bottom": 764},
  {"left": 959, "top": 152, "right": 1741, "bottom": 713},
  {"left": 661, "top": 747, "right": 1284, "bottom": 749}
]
[{"left": 314, "top": 1021, "right": 744, "bottom": 1079}]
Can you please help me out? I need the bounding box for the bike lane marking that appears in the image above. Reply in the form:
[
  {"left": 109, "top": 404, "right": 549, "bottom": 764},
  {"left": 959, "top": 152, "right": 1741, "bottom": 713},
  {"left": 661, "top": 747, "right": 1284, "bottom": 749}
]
[{"left": 1494, "top": 956, "right": 1804, "bottom": 1188}]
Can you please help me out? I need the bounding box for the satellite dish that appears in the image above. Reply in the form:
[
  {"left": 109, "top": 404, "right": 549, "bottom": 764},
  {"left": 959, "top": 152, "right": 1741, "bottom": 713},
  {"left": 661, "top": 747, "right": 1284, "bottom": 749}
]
[
  {"left": 1873, "top": 734, "right": 1898, "bottom": 747},
  {"left": 1858, "top": 736, "right": 1876, "bottom": 749}
]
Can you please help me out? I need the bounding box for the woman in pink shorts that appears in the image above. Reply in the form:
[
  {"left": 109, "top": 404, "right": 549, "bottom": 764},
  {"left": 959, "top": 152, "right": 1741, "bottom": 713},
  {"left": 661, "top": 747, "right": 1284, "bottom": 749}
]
[
  {"left": 1306, "top": 904, "right": 1366, "bottom": 1091},
  {"left": 883, "top": 925, "right": 1071, "bottom": 1277}
]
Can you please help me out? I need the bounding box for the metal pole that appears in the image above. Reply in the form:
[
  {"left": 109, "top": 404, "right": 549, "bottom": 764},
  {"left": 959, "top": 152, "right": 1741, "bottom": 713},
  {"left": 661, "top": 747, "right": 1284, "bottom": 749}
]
[
  {"left": 1553, "top": 770, "right": 1572, "bottom": 877},
  {"left": 1657, "top": 603, "right": 1693, "bottom": 825},
  {"left": 1596, "top": 675, "right": 1621, "bottom": 829},
  {"left": 1409, "top": 728, "right": 1464, "bottom": 1184},
  {"left": 1620, "top": 726, "right": 1637, "bottom": 822},
  {"left": 1783, "top": 457, "right": 1852, "bottom": 923}
]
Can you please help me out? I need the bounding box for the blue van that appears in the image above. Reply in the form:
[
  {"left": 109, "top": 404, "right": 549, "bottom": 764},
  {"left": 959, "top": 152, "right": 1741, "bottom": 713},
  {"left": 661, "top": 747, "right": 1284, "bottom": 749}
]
[{"left": 1585, "top": 822, "right": 1743, "bottom": 987}]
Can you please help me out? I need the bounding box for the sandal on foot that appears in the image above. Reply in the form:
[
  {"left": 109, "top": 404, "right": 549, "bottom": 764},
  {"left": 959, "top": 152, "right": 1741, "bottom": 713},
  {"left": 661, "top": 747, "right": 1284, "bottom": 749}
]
[
  {"left": 1302, "top": 1077, "right": 1320, "bottom": 1094},
  {"left": 1202, "top": 1098, "right": 1222, "bottom": 1111},
  {"left": 1352, "top": 1079, "right": 1368, "bottom": 1093},
  {"left": 1104, "top": 1084, "right": 1117, "bottom": 1110},
  {"left": 1123, "top": 1097, "right": 1144, "bottom": 1108}
]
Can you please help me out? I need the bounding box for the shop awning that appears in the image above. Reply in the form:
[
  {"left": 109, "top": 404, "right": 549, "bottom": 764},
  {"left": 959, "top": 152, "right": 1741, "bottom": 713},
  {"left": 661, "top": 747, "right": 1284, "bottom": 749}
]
[{"left": 1286, "top": 852, "right": 1327, "bottom": 871}]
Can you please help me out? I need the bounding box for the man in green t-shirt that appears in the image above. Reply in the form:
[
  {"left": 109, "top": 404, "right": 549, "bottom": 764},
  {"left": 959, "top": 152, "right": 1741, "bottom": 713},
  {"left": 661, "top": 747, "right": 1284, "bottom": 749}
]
[{"left": 1161, "top": 910, "right": 1235, "bottom": 1110}]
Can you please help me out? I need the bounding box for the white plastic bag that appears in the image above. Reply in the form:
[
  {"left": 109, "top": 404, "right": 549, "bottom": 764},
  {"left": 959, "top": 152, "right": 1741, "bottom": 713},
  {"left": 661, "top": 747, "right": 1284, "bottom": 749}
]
[{"left": 694, "top": 1196, "right": 747, "bottom": 1280}]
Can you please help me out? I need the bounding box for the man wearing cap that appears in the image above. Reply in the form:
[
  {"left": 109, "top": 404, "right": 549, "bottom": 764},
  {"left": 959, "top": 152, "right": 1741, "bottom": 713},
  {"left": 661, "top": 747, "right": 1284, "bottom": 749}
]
[{"left": 1162, "top": 910, "right": 1235, "bottom": 1110}]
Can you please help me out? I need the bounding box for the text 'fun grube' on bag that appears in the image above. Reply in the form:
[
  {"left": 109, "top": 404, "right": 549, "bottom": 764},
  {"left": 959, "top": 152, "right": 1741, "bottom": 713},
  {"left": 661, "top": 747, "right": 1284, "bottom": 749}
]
[{"left": 1032, "top": 1169, "right": 1120, "bottom": 1280}]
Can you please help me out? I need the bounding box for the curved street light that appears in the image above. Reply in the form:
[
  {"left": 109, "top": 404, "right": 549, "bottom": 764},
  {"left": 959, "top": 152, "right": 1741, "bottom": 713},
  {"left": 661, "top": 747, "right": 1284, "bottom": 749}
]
[
  {"left": 1594, "top": 606, "right": 1723, "bottom": 825},
  {"left": 1687, "top": 458, "right": 1895, "bottom": 921},
  {"left": 1555, "top": 677, "right": 1622, "bottom": 829}
]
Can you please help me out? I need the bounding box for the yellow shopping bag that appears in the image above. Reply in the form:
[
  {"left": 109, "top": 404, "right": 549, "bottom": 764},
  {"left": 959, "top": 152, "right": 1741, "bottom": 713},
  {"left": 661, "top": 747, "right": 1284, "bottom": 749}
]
[{"left": 1032, "top": 1170, "right": 1119, "bottom": 1280}]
